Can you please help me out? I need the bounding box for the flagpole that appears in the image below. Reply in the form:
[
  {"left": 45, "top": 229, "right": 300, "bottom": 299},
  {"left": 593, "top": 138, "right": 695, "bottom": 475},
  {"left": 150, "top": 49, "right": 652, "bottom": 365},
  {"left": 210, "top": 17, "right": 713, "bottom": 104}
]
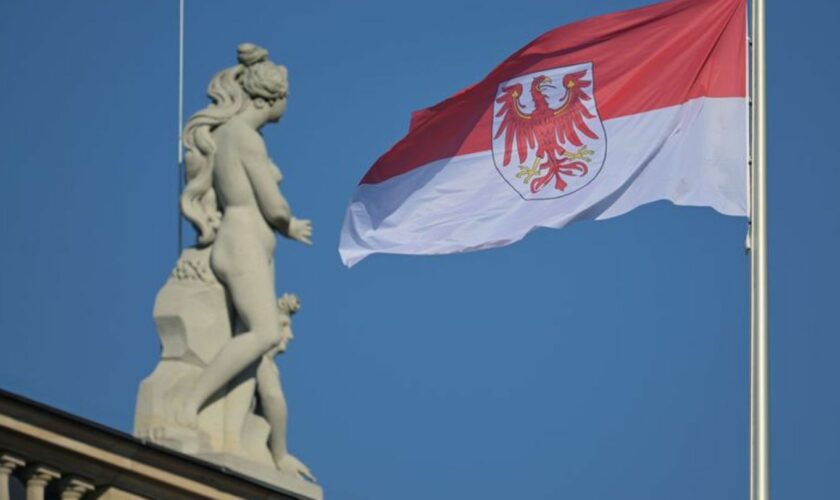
[
  {"left": 749, "top": 0, "right": 769, "bottom": 499},
  {"left": 177, "top": 0, "right": 185, "bottom": 255}
]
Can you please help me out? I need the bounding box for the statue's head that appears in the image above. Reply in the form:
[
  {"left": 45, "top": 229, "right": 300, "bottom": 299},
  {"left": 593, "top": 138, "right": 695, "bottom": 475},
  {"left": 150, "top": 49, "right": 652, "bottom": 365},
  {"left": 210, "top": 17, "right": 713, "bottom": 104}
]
[
  {"left": 275, "top": 293, "right": 300, "bottom": 353},
  {"left": 237, "top": 43, "right": 289, "bottom": 124}
]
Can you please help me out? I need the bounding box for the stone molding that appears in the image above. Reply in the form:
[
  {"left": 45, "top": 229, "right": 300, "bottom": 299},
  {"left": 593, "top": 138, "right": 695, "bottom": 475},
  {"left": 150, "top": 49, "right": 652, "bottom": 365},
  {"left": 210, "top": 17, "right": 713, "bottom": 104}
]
[{"left": 0, "top": 389, "right": 310, "bottom": 499}]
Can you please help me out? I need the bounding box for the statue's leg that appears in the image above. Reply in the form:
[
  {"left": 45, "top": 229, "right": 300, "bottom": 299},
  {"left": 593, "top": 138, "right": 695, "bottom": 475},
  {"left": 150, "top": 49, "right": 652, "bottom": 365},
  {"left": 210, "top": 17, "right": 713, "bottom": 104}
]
[
  {"left": 223, "top": 363, "right": 258, "bottom": 453},
  {"left": 179, "top": 260, "right": 281, "bottom": 426}
]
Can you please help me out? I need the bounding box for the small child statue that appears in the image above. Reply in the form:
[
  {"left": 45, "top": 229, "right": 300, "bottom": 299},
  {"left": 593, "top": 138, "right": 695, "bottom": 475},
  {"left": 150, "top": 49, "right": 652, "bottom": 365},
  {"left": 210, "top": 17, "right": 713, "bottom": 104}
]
[{"left": 255, "top": 293, "right": 316, "bottom": 482}]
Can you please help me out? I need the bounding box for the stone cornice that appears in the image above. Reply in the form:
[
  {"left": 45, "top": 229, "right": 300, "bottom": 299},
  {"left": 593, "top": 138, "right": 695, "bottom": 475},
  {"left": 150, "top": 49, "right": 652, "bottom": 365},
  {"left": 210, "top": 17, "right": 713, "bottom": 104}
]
[{"left": 0, "top": 388, "right": 305, "bottom": 499}]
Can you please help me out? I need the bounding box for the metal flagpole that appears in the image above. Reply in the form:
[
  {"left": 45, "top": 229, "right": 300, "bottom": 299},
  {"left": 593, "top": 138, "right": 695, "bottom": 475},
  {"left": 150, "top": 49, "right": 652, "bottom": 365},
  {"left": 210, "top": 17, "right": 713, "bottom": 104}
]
[
  {"left": 750, "top": 0, "right": 769, "bottom": 499},
  {"left": 177, "top": 0, "right": 185, "bottom": 254}
]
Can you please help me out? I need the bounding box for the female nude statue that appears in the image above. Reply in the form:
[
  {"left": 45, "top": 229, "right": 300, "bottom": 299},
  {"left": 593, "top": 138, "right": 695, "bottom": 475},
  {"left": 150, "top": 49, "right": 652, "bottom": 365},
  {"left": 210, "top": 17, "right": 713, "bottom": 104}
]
[{"left": 176, "top": 44, "right": 312, "bottom": 434}]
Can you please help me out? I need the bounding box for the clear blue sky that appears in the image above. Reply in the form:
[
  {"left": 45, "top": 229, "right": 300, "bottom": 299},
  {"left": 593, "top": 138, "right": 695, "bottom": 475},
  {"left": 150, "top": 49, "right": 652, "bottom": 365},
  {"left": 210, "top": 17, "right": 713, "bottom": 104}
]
[{"left": 0, "top": 1, "right": 837, "bottom": 498}]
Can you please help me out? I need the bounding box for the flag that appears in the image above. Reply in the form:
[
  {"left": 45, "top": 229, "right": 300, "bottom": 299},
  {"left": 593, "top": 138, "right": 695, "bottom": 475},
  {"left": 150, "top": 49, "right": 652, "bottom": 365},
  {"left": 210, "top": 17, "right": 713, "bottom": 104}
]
[{"left": 340, "top": 0, "right": 747, "bottom": 267}]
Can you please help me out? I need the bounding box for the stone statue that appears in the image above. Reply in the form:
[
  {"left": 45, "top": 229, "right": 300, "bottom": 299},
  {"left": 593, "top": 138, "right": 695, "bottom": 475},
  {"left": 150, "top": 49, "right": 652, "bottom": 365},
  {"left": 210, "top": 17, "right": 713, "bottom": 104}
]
[{"left": 134, "top": 43, "right": 319, "bottom": 498}]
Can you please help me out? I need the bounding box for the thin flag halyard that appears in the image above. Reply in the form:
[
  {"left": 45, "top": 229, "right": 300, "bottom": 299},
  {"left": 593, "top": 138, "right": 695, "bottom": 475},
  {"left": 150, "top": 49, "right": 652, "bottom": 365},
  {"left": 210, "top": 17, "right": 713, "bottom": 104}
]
[
  {"left": 492, "top": 63, "right": 606, "bottom": 200},
  {"left": 340, "top": 0, "right": 748, "bottom": 267}
]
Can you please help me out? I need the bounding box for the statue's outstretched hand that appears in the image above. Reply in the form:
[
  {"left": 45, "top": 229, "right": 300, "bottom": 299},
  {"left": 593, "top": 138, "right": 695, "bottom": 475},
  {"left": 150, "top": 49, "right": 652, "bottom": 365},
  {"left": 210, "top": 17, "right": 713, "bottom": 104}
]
[
  {"left": 287, "top": 217, "right": 313, "bottom": 245},
  {"left": 276, "top": 453, "right": 317, "bottom": 482}
]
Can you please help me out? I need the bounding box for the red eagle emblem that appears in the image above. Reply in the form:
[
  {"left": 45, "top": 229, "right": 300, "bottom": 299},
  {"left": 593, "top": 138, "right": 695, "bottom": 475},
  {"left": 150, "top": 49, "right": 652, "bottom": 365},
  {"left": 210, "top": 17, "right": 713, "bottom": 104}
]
[{"left": 492, "top": 64, "right": 605, "bottom": 199}]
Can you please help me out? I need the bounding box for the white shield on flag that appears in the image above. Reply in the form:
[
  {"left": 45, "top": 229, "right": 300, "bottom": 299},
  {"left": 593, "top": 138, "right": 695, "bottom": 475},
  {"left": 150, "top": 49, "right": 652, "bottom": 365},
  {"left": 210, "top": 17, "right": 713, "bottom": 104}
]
[{"left": 491, "top": 62, "right": 607, "bottom": 200}]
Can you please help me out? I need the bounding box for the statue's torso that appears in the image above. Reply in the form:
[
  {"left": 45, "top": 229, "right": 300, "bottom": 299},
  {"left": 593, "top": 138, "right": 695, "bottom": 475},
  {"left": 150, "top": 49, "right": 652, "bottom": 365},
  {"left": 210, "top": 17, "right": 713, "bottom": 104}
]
[{"left": 210, "top": 120, "right": 276, "bottom": 258}]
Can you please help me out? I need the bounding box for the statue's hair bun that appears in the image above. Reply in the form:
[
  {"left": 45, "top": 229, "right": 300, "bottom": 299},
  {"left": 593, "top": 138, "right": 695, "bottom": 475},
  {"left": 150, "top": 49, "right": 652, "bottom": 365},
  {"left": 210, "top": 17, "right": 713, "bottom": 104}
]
[{"left": 237, "top": 43, "right": 269, "bottom": 67}]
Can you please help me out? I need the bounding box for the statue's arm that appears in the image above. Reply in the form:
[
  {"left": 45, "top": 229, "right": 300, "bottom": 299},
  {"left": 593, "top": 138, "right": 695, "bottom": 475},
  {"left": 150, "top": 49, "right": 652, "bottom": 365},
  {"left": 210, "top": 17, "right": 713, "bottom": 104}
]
[{"left": 240, "top": 134, "right": 294, "bottom": 234}]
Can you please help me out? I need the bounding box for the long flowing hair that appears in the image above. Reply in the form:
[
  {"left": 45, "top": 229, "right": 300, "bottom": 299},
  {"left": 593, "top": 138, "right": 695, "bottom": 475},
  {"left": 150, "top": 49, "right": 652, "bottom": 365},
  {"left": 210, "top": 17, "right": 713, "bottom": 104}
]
[{"left": 180, "top": 43, "right": 287, "bottom": 245}]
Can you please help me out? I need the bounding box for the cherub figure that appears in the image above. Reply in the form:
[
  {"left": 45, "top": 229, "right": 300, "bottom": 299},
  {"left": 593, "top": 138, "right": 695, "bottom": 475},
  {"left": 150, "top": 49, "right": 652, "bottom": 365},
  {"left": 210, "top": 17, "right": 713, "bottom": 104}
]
[{"left": 255, "top": 293, "right": 316, "bottom": 482}]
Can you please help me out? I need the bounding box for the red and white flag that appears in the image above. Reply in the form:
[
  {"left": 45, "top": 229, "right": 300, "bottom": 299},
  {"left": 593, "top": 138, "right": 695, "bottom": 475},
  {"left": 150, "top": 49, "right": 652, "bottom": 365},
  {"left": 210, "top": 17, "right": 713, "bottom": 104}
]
[{"left": 340, "top": 0, "right": 747, "bottom": 267}]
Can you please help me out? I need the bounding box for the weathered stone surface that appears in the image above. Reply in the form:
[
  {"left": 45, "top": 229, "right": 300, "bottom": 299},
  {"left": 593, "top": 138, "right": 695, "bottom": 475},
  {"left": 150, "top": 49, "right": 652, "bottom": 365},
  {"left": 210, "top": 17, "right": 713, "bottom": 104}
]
[{"left": 135, "top": 247, "right": 241, "bottom": 455}]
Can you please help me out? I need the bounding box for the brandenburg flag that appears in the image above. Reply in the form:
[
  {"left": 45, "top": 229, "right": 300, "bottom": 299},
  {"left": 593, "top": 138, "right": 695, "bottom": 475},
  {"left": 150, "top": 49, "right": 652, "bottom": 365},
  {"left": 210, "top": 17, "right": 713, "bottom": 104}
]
[{"left": 340, "top": 0, "right": 747, "bottom": 267}]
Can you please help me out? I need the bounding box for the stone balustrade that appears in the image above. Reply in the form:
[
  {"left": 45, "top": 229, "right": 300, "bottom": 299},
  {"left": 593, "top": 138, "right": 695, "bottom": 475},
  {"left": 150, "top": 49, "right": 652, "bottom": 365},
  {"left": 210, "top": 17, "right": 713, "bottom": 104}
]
[{"left": 0, "top": 454, "right": 95, "bottom": 500}]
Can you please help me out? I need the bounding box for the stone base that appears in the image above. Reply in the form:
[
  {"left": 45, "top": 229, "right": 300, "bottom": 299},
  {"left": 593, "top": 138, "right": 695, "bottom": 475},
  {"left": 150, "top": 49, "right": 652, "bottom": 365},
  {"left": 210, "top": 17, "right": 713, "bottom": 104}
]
[{"left": 195, "top": 453, "right": 323, "bottom": 500}]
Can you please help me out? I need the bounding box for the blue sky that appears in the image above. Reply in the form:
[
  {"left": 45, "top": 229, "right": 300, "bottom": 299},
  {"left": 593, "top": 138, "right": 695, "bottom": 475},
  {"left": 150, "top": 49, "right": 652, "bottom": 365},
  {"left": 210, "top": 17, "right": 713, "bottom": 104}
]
[{"left": 0, "top": 1, "right": 838, "bottom": 499}]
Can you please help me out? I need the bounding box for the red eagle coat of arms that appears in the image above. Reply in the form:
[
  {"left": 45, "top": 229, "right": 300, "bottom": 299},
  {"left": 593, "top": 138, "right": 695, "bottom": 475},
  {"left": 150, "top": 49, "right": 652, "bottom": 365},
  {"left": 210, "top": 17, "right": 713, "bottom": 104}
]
[{"left": 492, "top": 63, "right": 606, "bottom": 200}]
